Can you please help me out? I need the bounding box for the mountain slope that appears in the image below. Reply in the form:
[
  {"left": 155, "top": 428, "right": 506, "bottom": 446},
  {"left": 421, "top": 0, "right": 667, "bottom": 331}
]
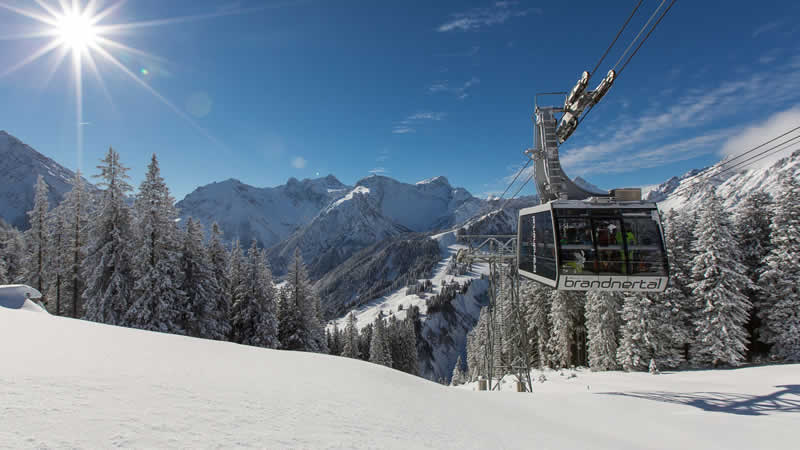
[
  {"left": 659, "top": 149, "right": 800, "bottom": 212},
  {"left": 0, "top": 131, "right": 82, "bottom": 228},
  {"left": 268, "top": 175, "right": 486, "bottom": 278},
  {"left": 176, "top": 175, "right": 350, "bottom": 248}
]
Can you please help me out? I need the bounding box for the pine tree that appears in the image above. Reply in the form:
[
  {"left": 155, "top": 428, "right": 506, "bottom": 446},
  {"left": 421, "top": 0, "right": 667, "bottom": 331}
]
[
  {"left": 2, "top": 227, "right": 26, "bottom": 283},
  {"left": 126, "top": 154, "right": 186, "bottom": 333},
  {"left": 585, "top": 290, "right": 622, "bottom": 371},
  {"left": 45, "top": 207, "right": 67, "bottom": 315},
  {"left": 181, "top": 218, "right": 230, "bottom": 340},
  {"left": 24, "top": 175, "right": 50, "bottom": 296},
  {"left": 662, "top": 209, "right": 699, "bottom": 353},
  {"left": 329, "top": 321, "right": 342, "bottom": 355},
  {"left": 279, "top": 248, "right": 327, "bottom": 352},
  {"left": 60, "top": 172, "right": 89, "bottom": 318},
  {"left": 207, "top": 222, "right": 230, "bottom": 335},
  {"left": 690, "top": 190, "right": 753, "bottom": 367},
  {"left": 466, "top": 307, "right": 489, "bottom": 379},
  {"left": 451, "top": 355, "right": 465, "bottom": 385},
  {"left": 524, "top": 283, "right": 552, "bottom": 368},
  {"left": 227, "top": 239, "right": 245, "bottom": 337},
  {"left": 616, "top": 294, "right": 684, "bottom": 371},
  {"left": 758, "top": 172, "right": 800, "bottom": 361},
  {"left": 341, "top": 312, "right": 360, "bottom": 358},
  {"left": 230, "top": 241, "right": 279, "bottom": 348},
  {"left": 734, "top": 191, "right": 774, "bottom": 358},
  {"left": 547, "top": 290, "right": 582, "bottom": 368},
  {"left": 369, "top": 313, "right": 392, "bottom": 367},
  {"left": 83, "top": 147, "right": 135, "bottom": 325},
  {"left": 358, "top": 323, "right": 373, "bottom": 361}
]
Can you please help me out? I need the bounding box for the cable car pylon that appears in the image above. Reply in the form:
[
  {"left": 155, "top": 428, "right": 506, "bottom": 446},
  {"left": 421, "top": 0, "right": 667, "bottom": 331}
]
[{"left": 456, "top": 235, "right": 533, "bottom": 392}]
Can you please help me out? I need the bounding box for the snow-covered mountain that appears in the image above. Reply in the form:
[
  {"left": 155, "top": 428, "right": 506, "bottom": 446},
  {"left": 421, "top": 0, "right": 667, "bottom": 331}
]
[
  {"left": 659, "top": 149, "right": 800, "bottom": 212},
  {"left": 0, "top": 131, "right": 83, "bottom": 228},
  {"left": 176, "top": 175, "right": 350, "bottom": 249},
  {"left": 267, "top": 175, "right": 486, "bottom": 278},
  {"left": 642, "top": 168, "right": 705, "bottom": 203}
]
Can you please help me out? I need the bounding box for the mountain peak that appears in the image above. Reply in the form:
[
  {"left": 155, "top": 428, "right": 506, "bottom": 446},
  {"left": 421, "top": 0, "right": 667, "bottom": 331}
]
[{"left": 416, "top": 175, "right": 450, "bottom": 187}]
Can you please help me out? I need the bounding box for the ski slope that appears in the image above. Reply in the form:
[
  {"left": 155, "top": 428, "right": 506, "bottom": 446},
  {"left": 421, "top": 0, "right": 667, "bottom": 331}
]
[{"left": 1, "top": 306, "right": 797, "bottom": 449}]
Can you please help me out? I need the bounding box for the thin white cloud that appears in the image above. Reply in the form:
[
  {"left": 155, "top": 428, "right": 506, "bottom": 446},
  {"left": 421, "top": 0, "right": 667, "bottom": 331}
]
[
  {"left": 392, "top": 126, "right": 415, "bottom": 134},
  {"left": 392, "top": 111, "right": 447, "bottom": 133},
  {"left": 429, "top": 77, "right": 480, "bottom": 99},
  {"left": 752, "top": 20, "right": 785, "bottom": 38},
  {"left": 719, "top": 107, "right": 800, "bottom": 170},
  {"left": 437, "top": 1, "right": 540, "bottom": 32},
  {"left": 369, "top": 167, "right": 388, "bottom": 174},
  {"left": 291, "top": 156, "right": 307, "bottom": 169},
  {"left": 406, "top": 112, "right": 446, "bottom": 121}
]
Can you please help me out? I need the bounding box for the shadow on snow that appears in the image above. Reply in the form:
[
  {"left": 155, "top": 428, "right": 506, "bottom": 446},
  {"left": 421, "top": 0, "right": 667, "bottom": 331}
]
[{"left": 600, "top": 385, "right": 800, "bottom": 416}]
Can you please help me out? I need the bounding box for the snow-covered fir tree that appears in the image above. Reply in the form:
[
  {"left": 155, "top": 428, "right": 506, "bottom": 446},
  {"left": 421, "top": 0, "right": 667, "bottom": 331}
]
[
  {"left": 547, "top": 290, "right": 583, "bottom": 368},
  {"left": 0, "top": 244, "right": 8, "bottom": 283},
  {"left": 616, "top": 294, "right": 684, "bottom": 371},
  {"left": 465, "top": 307, "right": 489, "bottom": 380},
  {"left": 59, "top": 172, "right": 89, "bottom": 317},
  {"left": 523, "top": 282, "right": 552, "bottom": 368},
  {"left": 451, "top": 355, "right": 465, "bottom": 385},
  {"left": 126, "top": 154, "right": 186, "bottom": 334},
  {"left": 207, "top": 222, "right": 230, "bottom": 333},
  {"left": 230, "top": 240, "right": 279, "bottom": 348},
  {"left": 369, "top": 313, "right": 392, "bottom": 367},
  {"left": 690, "top": 190, "right": 753, "bottom": 367},
  {"left": 181, "top": 218, "right": 230, "bottom": 340},
  {"left": 585, "top": 290, "right": 622, "bottom": 371},
  {"left": 45, "top": 206, "right": 67, "bottom": 315},
  {"left": 662, "top": 209, "right": 698, "bottom": 351},
  {"left": 23, "top": 175, "right": 50, "bottom": 296},
  {"left": 330, "top": 321, "right": 343, "bottom": 356},
  {"left": 83, "top": 147, "right": 135, "bottom": 325},
  {"left": 341, "top": 312, "right": 360, "bottom": 359},
  {"left": 734, "top": 190, "right": 773, "bottom": 357},
  {"left": 758, "top": 172, "right": 800, "bottom": 361},
  {"left": 358, "top": 322, "right": 373, "bottom": 361},
  {"left": 1, "top": 226, "right": 26, "bottom": 284},
  {"left": 385, "top": 315, "right": 418, "bottom": 375},
  {"left": 227, "top": 239, "right": 245, "bottom": 337},
  {"left": 278, "top": 248, "right": 327, "bottom": 353}
]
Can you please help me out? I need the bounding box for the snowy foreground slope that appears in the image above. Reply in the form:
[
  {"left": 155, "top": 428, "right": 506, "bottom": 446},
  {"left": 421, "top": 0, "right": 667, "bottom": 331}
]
[{"left": 2, "top": 308, "right": 798, "bottom": 449}]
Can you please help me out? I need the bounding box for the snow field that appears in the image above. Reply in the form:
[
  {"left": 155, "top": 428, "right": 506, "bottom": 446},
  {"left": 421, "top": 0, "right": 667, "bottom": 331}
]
[{"left": 2, "top": 306, "right": 798, "bottom": 449}]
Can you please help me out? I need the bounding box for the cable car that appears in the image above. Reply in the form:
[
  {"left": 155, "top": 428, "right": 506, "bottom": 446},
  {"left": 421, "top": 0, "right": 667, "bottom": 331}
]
[{"left": 517, "top": 200, "right": 669, "bottom": 292}]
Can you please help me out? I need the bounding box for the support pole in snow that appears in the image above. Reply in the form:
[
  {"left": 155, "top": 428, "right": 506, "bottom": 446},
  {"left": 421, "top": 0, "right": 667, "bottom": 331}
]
[{"left": 457, "top": 235, "right": 532, "bottom": 393}]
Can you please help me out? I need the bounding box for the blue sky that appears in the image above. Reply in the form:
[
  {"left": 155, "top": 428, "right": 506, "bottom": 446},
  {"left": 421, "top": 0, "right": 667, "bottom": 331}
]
[{"left": 1, "top": 0, "right": 799, "bottom": 200}]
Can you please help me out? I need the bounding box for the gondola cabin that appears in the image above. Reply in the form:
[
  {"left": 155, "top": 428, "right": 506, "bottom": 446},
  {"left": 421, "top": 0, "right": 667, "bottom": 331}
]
[{"left": 517, "top": 200, "right": 669, "bottom": 292}]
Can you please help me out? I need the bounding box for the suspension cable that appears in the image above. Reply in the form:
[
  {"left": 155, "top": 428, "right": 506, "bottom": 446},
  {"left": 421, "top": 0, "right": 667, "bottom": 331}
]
[
  {"left": 612, "top": 0, "right": 668, "bottom": 72},
  {"left": 590, "top": 0, "right": 644, "bottom": 78},
  {"left": 578, "top": 0, "right": 677, "bottom": 128},
  {"left": 617, "top": 0, "right": 678, "bottom": 76},
  {"left": 669, "top": 126, "right": 800, "bottom": 197},
  {"left": 496, "top": 158, "right": 532, "bottom": 203}
]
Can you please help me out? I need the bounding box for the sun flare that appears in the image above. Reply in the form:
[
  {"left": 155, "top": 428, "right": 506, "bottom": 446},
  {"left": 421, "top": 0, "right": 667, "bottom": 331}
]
[{"left": 55, "top": 12, "right": 98, "bottom": 51}]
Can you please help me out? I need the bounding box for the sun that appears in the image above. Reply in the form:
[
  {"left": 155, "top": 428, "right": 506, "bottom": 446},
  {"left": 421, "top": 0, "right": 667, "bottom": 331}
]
[{"left": 55, "top": 12, "right": 99, "bottom": 51}]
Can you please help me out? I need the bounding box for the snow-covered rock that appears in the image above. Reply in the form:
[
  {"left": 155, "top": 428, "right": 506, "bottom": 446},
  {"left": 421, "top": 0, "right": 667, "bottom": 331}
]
[{"left": 0, "top": 131, "right": 86, "bottom": 228}]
